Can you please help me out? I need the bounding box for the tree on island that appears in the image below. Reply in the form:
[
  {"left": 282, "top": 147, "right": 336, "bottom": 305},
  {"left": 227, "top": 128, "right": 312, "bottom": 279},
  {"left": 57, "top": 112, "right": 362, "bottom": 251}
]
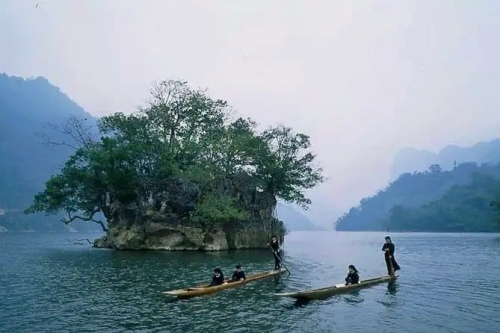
[{"left": 25, "top": 80, "right": 324, "bottom": 234}]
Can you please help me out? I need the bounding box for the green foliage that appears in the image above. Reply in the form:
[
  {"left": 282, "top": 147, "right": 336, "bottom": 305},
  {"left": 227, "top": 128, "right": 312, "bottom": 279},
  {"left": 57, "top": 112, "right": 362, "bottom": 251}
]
[
  {"left": 255, "top": 126, "right": 325, "bottom": 208},
  {"left": 25, "top": 139, "right": 139, "bottom": 228},
  {"left": 192, "top": 194, "right": 249, "bottom": 230},
  {"left": 25, "top": 80, "right": 324, "bottom": 229},
  {"left": 336, "top": 162, "right": 500, "bottom": 232}
]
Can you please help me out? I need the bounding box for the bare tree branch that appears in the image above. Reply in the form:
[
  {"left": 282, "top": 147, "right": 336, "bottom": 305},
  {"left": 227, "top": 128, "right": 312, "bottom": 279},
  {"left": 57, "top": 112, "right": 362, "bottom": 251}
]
[
  {"left": 61, "top": 209, "right": 108, "bottom": 232},
  {"left": 37, "top": 132, "right": 80, "bottom": 150},
  {"left": 37, "top": 115, "right": 97, "bottom": 150}
]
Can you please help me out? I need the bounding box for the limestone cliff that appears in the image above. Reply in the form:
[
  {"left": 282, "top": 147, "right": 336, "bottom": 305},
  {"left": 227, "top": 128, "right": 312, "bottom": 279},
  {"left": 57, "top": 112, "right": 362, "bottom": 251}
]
[{"left": 93, "top": 173, "right": 285, "bottom": 251}]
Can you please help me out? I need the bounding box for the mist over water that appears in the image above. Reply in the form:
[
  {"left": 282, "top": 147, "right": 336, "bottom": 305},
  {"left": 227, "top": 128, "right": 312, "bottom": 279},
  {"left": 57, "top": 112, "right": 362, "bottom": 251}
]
[{"left": 1, "top": 231, "right": 499, "bottom": 333}]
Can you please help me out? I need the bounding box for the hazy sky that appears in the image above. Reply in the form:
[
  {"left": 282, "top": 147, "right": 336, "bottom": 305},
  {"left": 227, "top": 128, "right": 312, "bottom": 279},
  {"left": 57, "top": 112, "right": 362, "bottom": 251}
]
[{"left": 2, "top": 0, "right": 500, "bottom": 222}]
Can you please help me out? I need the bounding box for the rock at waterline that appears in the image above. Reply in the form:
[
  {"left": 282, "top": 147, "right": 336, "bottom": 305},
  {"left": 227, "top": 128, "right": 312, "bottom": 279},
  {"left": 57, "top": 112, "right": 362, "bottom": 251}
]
[
  {"left": 93, "top": 174, "right": 286, "bottom": 251},
  {"left": 93, "top": 223, "right": 280, "bottom": 251}
]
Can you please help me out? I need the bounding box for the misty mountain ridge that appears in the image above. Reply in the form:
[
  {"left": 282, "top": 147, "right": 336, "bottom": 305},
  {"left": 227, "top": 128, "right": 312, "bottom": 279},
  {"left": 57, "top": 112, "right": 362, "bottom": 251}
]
[
  {"left": 391, "top": 138, "right": 500, "bottom": 180},
  {"left": 275, "top": 203, "right": 322, "bottom": 231},
  {"left": 336, "top": 136, "right": 500, "bottom": 232},
  {"left": 0, "top": 73, "right": 97, "bottom": 231},
  {"left": 0, "top": 73, "right": 319, "bottom": 232}
]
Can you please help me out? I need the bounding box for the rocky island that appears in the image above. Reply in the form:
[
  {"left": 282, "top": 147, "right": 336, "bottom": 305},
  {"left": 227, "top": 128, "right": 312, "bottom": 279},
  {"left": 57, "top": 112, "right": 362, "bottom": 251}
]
[{"left": 25, "top": 80, "right": 324, "bottom": 250}]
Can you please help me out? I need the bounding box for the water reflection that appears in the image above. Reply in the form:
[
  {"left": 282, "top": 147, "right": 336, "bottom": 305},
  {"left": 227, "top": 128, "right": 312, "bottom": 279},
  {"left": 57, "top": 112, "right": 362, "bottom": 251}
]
[
  {"left": 387, "top": 281, "right": 398, "bottom": 296},
  {"left": 293, "top": 298, "right": 311, "bottom": 308},
  {"left": 343, "top": 290, "right": 363, "bottom": 304},
  {"left": 161, "top": 297, "right": 180, "bottom": 304},
  {"left": 378, "top": 281, "right": 400, "bottom": 308}
]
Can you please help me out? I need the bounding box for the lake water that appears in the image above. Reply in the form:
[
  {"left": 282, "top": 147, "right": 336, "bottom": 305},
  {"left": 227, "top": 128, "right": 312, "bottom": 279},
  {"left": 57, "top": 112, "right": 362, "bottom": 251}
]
[{"left": 1, "top": 231, "right": 500, "bottom": 333}]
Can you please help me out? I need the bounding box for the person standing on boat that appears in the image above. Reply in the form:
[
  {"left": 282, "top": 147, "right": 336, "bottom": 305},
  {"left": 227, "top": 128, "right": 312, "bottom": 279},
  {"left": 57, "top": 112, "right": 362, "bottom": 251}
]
[
  {"left": 209, "top": 268, "right": 225, "bottom": 286},
  {"left": 345, "top": 264, "right": 360, "bottom": 285},
  {"left": 382, "top": 236, "right": 401, "bottom": 276},
  {"left": 268, "top": 235, "right": 282, "bottom": 270}
]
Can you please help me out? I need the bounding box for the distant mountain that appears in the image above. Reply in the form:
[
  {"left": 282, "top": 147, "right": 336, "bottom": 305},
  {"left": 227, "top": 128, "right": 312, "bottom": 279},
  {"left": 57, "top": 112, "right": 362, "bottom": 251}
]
[
  {"left": 387, "top": 171, "right": 500, "bottom": 232},
  {"left": 276, "top": 203, "right": 322, "bottom": 231},
  {"left": 339, "top": 137, "right": 500, "bottom": 232},
  {"left": 390, "top": 139, "right": 500, "bottom": 180},
  {"left": 0, "top": 73, "right": 99, "bottom": 231},
  {"left": 336, "top": 162, "right": 500, "bottom": 232},
  {"left": 299, "top": 193, "right": 339, "bottom": 230}
]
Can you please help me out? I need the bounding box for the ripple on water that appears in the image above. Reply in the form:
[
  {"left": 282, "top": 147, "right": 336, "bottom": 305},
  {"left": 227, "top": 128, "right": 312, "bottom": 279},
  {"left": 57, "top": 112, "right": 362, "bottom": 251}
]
[{"left": 1, "top": 232, "right": 500, "bottom": 332}]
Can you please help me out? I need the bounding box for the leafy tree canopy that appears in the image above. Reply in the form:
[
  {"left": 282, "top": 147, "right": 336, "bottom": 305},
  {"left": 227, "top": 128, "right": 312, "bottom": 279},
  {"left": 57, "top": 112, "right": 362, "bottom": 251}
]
[{"left": 25, "top": 80, "right": 324, "bottom": 230}]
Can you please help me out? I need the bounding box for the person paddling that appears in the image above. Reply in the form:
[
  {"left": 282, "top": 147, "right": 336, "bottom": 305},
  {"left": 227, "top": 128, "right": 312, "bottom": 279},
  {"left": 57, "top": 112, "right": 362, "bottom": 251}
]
[
  {"left": 209, "top": 268, "right": 225, "bottom": 286},
  {"left": 382, "top": 236, "right": 401, "bottom": 276},
  {"left": 345, "top": 264, "right": 360, "bottom": 285},
  {"left": 268, "top": 235, "right": 282, "bottom": 271}
]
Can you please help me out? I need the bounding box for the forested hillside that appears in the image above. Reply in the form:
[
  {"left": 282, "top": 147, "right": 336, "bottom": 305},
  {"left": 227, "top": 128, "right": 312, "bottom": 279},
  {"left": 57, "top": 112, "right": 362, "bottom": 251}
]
[
  {"left": 335, "top": 162, "right": 500, "bottom": 232},
  {"left": 387, "top": 172, "right": 500, "bottom": 232},
  {"left": 0, "top": 74, "right": 97, "bottom": 231}
]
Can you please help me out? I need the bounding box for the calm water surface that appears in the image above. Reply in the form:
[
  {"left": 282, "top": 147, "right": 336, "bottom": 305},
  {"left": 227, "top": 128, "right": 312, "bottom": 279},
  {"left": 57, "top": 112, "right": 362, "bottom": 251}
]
[{"left": 1, "top": 231, "right": 500, "bottom": 333}]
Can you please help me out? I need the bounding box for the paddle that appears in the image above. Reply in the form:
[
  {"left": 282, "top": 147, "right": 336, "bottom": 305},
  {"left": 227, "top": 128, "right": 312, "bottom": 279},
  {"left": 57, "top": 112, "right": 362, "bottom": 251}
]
[
  {"left": 386, "top": 250, "right": 395, "bottom": 278},
  {"left": 269, "top": 245, "right": 291, "bottom": 275}
]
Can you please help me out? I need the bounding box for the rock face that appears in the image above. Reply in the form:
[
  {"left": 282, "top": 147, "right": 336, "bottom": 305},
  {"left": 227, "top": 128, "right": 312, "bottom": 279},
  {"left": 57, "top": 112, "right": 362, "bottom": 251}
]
[
  {"left": 93, "top": 224, "right": 279, "bottom": 250},
  {"left": 93, "top": 173, "right": 286, "bottom": 251}
]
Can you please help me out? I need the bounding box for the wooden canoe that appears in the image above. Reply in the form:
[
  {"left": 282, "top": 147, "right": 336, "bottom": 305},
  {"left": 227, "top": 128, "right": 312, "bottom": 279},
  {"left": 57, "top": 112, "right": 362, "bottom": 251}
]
[
  {"left": 163, "top": 268, "right": 287, "bottom": 299},
  {"left": 274, "top": 274, "right": 398, "bottom": 300}
]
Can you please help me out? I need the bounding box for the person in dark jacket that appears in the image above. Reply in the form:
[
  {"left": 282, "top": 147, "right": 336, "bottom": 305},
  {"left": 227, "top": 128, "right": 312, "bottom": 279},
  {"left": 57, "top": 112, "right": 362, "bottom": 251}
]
[
  {"left": 230, "top": 264, "right": 246, "bottom": 282},
  {"left": 382, "top": 236, "right": 401, "bottom": 276},
  {"left": 345, "top": 264, "right": 360, "bottom": 285},
  {"left": 209, "top": 268, "right": 225, "bottom": 286},
  {"left": 268, "top": 235, "right": 282, "bottom": 270}
]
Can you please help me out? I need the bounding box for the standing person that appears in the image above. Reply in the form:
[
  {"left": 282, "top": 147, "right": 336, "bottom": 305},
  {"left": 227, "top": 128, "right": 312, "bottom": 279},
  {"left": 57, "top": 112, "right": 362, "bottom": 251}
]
[
  {"left": 382, "top": 236, "right": 401, "bottom": 276},
  {"left": 268, "top": 235, "right": 282, "bottom": 271}
]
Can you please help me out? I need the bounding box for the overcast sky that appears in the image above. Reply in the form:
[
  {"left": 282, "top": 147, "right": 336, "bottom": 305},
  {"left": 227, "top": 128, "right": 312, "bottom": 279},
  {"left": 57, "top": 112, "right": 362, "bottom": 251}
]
[{"left": 2, "top": 0, "right": 500, "bottom": 223}]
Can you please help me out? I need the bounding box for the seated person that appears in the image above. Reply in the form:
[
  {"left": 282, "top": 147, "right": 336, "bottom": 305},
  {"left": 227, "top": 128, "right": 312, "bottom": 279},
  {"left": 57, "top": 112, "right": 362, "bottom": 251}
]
[
  {"left": 345, "top": 264, "right": 360, "bottom": 286},
  {"left": 209, "top": 268, "right": 225, "bottom": 286},
  {"left": 230, "top": 264, "right": 246, "bottom": 282}
]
